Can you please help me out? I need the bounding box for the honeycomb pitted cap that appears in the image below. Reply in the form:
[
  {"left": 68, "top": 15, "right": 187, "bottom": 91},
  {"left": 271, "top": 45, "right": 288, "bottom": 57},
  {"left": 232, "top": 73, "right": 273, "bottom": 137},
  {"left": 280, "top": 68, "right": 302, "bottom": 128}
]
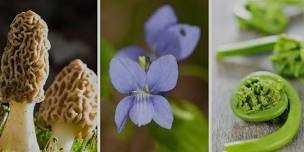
[
  {"left": 0, "top": 10, "right": 50, "bottom": 103},
  {"left": 39, "top": 59, "right": 98, "bottom": 138}
]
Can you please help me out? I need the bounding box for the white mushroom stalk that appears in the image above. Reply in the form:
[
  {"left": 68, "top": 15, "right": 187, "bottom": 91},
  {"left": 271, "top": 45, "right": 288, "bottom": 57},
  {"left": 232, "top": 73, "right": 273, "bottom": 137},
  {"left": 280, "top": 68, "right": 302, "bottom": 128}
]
[
  {"left": 52, "top": 122, "right": 79, "bottom": 152},
  {"left": 38, "top": 59, "right": 97, "bottom": 152},
  {"left": 0, "top": 10, "right": 50, "bottom": 152},
  {"left": 0, "top": 102, "right": 37, "bottom": 151}
]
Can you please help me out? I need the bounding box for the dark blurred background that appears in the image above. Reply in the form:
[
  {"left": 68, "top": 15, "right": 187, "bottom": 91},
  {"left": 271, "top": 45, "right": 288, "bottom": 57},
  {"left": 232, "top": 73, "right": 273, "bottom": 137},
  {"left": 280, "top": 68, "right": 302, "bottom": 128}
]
[
  {"left": 0, "top": 0, "right": 97, "bottom": 87},
  {"left": 101, "top": 0, "right": 208, "bottom": 151}
]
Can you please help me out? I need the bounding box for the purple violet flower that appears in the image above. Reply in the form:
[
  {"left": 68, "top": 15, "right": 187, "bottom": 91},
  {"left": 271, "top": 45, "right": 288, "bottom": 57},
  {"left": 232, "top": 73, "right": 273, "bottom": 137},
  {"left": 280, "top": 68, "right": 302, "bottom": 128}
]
[
  {"left": 110, "top": 55, "right": 178, "bottom": 132},
  {"left": 117, "top": 4, "right": 201, "bottom": 61}
]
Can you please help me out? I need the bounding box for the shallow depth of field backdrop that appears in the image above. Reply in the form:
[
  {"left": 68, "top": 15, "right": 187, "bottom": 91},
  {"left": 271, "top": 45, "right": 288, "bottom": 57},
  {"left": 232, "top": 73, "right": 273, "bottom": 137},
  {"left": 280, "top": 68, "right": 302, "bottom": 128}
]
[
  {"left": 101, "top": 0, "right": 208, "bottom": 151},
  {"left": 0, "top": 0, "right": 97, "bottom": 85},
  {"left": 0, "top": 0, "right": 97, "bottom": 150}
]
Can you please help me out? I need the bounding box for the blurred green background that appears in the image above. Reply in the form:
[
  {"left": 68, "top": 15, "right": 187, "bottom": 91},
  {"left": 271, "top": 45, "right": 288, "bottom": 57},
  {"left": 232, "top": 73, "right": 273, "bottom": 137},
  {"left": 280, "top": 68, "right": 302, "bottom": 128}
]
[{"left": 101, "top": 0, "right": 209, "bottom": 152}]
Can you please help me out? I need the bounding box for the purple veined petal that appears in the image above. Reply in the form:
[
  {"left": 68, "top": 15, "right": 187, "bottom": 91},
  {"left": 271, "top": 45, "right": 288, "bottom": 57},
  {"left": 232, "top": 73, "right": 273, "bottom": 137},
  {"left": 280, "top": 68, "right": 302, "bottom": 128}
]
[
  {"left": 109, "top": 57, "right": 146, "bottom": 93},
  {"left": 150, "top": 29, "right": 182, "bottom": 59},
  {"left": 151, "top": 95, "right": 173, "bottom": 129},
  {"left": 145, "top": 5, "right": 177, "bottom": 50},
  {"left": 147, "top": 55, "right": 178, "bottom": 93},
  {"left": 145, "top": 5, "right": 177, "bottom": 31},
  {"left": 115, "top": 96, "right": 134, "bottom": 133},
  {"left": 116, "top": 46, "right": 149, "bottom": 61},
  {"left": 153, "top": 24, "right": 201, "bottom": 60},
  {"left": 129, "top": 95, "right": 154, "bottom": 127},
  {"left": 166, "top": 24, "right": 201, "bottom": 60}
]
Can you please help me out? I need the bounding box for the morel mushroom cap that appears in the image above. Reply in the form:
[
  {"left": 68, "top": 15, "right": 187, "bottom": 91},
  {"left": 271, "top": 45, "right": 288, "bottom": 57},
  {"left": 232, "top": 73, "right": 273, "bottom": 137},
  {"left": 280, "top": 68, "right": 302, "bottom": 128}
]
[
  {"left": 39, "top": 59, "right": 98, "bottom": 138},
  {"left": 0, "top": 10, "right": 50, "bottom": 103}
]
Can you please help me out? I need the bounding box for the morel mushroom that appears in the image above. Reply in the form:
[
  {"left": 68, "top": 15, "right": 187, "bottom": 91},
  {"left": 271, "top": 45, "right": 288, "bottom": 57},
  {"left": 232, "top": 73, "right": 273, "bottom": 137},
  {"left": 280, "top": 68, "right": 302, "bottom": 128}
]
[
  {"left": 38, "top": 59, "right": 97, "bottom": 152},
  {"left": 0, "top": 11, "right": 50, "bottom": 152}
]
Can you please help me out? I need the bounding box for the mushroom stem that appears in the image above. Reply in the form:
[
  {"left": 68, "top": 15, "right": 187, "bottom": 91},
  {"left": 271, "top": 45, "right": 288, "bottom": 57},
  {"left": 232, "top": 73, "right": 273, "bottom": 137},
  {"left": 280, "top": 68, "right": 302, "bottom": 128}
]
[
  {"left": 52, "top": 122, "right": 78, "bottom": 152},
  {"left": 0, "top": 102, "right": 40, "bottom": 152}
]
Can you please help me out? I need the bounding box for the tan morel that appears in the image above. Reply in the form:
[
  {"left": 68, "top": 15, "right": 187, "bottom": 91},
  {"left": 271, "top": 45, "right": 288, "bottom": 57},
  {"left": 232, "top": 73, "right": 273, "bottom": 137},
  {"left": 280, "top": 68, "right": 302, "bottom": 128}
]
[
  {"left": 0, "top": 10, "right": 50, "bottom": 152},
  {"left": 38, "top": 59, "right": 98, "bottom": 152}
]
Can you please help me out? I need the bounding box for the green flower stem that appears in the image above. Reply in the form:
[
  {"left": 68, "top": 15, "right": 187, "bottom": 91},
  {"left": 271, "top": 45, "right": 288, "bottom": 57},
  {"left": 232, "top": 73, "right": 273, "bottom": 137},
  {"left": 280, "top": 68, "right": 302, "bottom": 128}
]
[
  {"left": 216, "top": 36, "right": 277, "bottom": 59},
  {"left": 225, "top": 71, "right": 302, "bottom": 152}
]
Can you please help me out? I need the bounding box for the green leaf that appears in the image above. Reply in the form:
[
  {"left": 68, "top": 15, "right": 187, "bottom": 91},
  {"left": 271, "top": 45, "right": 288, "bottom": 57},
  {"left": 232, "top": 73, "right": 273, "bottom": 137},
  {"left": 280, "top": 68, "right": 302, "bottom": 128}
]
[
  {"left": 100, "top": 39, "right": 116, "bottom": 97},
  {"left": 150, "top": 101, "right": 208, "bottom": 152}
]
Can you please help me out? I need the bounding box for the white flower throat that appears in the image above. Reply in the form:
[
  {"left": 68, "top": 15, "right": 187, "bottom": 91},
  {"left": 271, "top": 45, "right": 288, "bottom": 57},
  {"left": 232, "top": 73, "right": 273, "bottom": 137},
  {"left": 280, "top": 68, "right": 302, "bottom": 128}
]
[{"left": 132, "top": 86, "right": 150, "bottom": 102}]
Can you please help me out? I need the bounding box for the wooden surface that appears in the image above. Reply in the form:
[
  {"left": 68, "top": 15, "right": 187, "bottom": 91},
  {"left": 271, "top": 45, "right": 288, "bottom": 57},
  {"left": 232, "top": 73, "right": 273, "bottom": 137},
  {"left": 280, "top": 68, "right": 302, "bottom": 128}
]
[{"left": 211, "top": 0, "right": 304, "bottom": 151}]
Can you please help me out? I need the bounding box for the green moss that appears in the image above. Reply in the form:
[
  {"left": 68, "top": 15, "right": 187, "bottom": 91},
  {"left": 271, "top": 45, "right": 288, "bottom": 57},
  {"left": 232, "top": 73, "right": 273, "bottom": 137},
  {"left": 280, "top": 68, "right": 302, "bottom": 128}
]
[
  {"left": 35, "top": 115, "right": 97, "bottom": 152},
  {"left": 37, "top": 128, "right": 97, "bottom": 152},
  {"left": 36, "top": 126, "right": 52, "bottom": 150}
]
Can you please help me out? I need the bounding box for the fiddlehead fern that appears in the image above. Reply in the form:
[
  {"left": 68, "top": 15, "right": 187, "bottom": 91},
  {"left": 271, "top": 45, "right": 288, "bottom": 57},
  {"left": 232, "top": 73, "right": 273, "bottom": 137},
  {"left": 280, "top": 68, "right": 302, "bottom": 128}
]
[
  {"left": 235, "top": 0, "right": 304, "bottom": 34},
  {"left": 226, "top": 71, "right": 302, "bottom": 152},
  {"left": 235, "top": 0, "right": 288, "bottom": 34},
  {"left": 216, "top": 34, "right": 304, "bottom": 78},
  {"left": 270, "top": 35, "right": 304, "bottom": 77}
]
